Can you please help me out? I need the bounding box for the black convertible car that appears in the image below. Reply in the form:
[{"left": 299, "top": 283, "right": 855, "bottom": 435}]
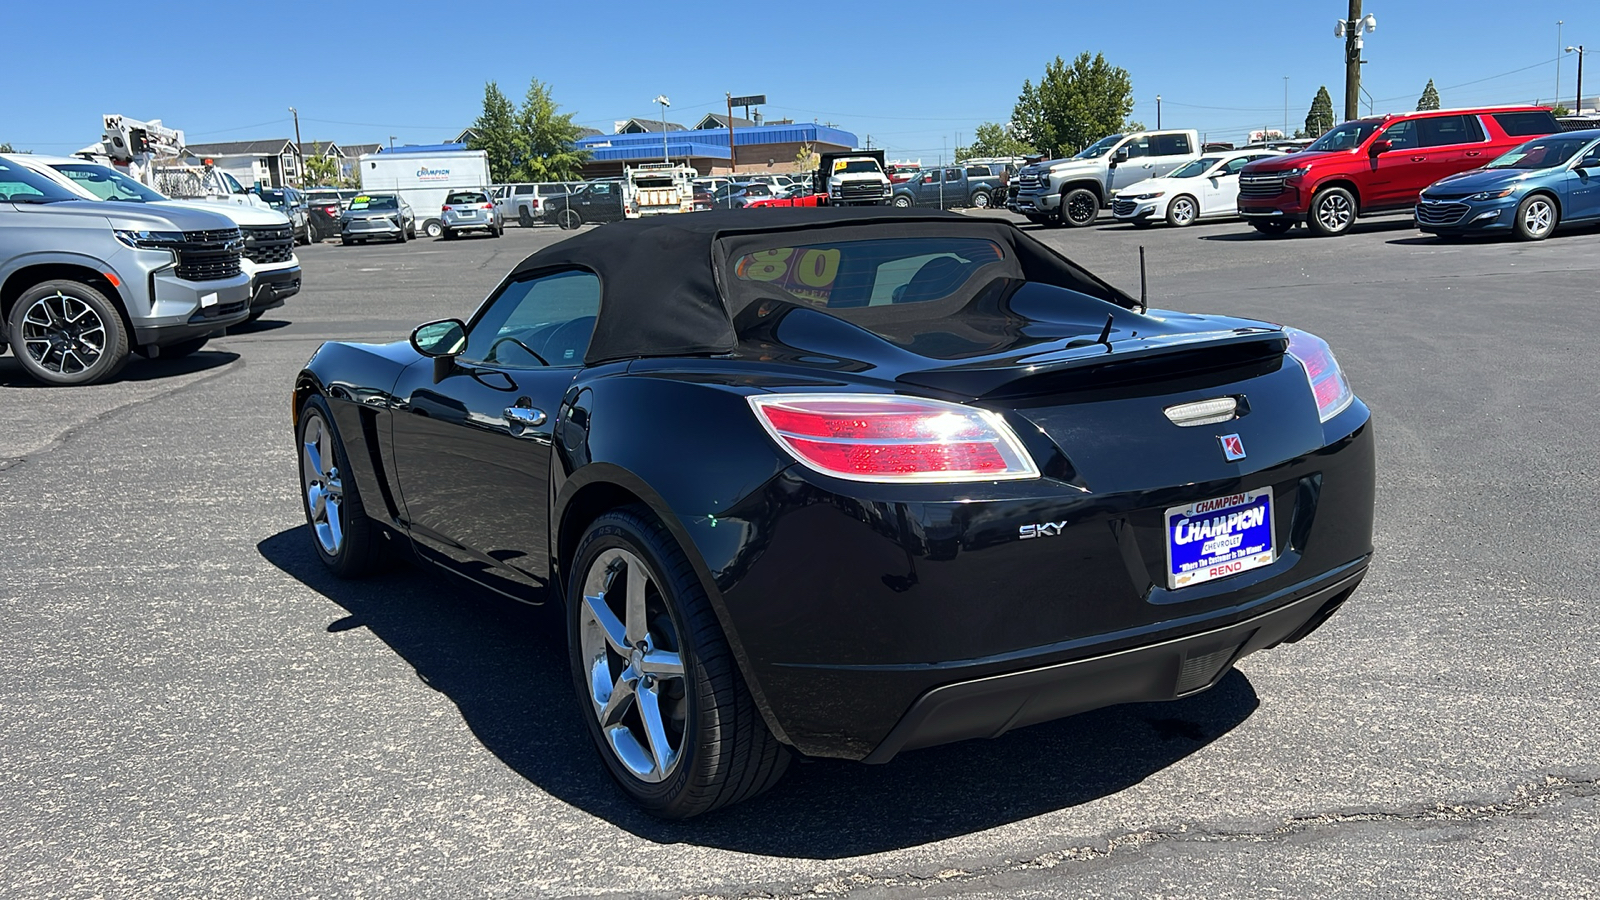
[{"left": 294, "top": 209, "right": 1374, "bottom": 818}]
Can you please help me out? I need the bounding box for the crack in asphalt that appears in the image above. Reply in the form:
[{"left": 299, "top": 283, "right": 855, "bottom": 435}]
[
  {"left": 0, "top": 352, "right": 245, "bottom": 473},
  {"left": 661, "top": 773, "right": 1600, "bottom": 900}
]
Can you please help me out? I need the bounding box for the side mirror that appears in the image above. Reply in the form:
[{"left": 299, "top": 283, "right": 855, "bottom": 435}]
[
  {"left": 411, "top": 319, "right": 467, "bottom": 358},
  {"left": 1114, "top": 147, "right": 1130, "bottom": 163},
  {"left": 1368, "top": 140, "right": 1392, "bottom": 156}
]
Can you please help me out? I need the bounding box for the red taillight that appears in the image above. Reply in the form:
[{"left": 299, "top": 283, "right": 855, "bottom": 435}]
[
  {"left": 1284, "top": 328, "right": 1353, "bottom": 422},
  {"left": 321, "top": 205, "right": 338, "bottom": 215},
  {"left": 483, "top": 203, "right": 494, "bottom": 210},
  {"left": 748, "top": 394, "right": 1039, "bottom": 483},
  {"left": 442, "top": 205, "right": 453, "bottom": 212}
]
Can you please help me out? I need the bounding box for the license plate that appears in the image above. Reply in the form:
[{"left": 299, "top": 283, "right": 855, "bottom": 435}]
[{"left": 1165, "top": 488, "right": 1274, "bottom": 589}]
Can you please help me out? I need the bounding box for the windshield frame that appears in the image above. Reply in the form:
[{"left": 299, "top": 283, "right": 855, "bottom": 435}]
[
  {"left": 52, "top": 162, "right": 170, "bottom": 203},
  {"left": 0, "top": 160, "right": 84, "bottom": 203},
  {"left": 1304, "top": 121, "right": 1383, "bottom": 153},
  {"left": 1484, "top": 135, "right": 1599, "bottom": 171},
  {"left": 1074, "top": 134, "right": 1126, "bottom": 160}
]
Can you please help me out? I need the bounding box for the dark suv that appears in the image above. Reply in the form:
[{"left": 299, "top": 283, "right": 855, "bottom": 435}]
[{"left": 1237, "top": 107, "right": 1561, "bottom": 236}]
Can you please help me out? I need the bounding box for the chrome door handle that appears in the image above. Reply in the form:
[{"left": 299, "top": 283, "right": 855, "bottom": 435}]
[{"left": 503, "top": 406, "right": 547, "bottom": 426}]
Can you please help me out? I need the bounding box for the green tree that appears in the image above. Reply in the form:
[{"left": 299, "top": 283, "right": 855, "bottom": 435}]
[
  {"left": 1416, "top": 79, "right": 1441, "bottom": 111},
  {"left": 1304, "top": 86, "right": 1336, "bottom": 138},
  {"left": 0, "top": 142, "right": 14, "bottom": 153},
  {"left": 955, "top": 122, "right": 1036, "bottom": 160},
  {"left": 301, "top": 143, "right": 348, "bottom": 187},
  {"left": 794, "top": 141, "right": 819, "bottom": 173},
  {"left": 1553, "top": 104, "right": 1571, "bottom": 117},
  {"left": 468, "top": 81, "right": 526, "bottom": 183},
  {"left": 514, "top": 78, "right": 590, "bottom": 182},
  {"left": 1011, "top": 53, "right": 1134, "bottom": 158}
]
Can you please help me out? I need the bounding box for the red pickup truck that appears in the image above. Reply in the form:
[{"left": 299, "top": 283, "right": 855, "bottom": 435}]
[{"left": 1237, "top": 106, "right": 1561, "bottom": 236}]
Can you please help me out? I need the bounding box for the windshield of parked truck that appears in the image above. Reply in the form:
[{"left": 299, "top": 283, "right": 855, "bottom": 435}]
[
  {"left": 52, "top": 163, "right": 168, "bottom": 202},
  {"left": 1305, "top": 121, "right": 1382, "bottom": 152},
  {"left": 1485, "top": 136, "right": 1594, "bottom": 169},
  {"left": 1074, "top": 135, "right": 1125, "bottom": 159},
  {"left": 0, "top": 160, "right": 80, "bottom": 202},
  {"left": 1168, "top": 157, "right": 1224, "bottom": 178},
  {"left": 222, "top": 172, "right": 248, "bottom": 194},
  {"left": 349, "top": 195, "right": 399, "bottom": 211},
  {"left": 834, "top": 160, "right": 883, "bottom": 175}
]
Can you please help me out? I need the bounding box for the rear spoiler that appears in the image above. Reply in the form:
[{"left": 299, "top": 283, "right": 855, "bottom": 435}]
[{"left": 898, "top": 329, "right": 1288, "bottom": 398}]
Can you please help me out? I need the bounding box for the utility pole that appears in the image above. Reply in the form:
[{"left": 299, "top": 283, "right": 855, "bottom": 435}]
[
  {"left": 1558, "top": 21, "right": 1564, "bottom": 107},
  {"left": 1343, "top": 0, "right": 1362, "bottom": 122},
  {"left": 654, "top": 95, "right": 671, "bottom": 165},
  {"left": 1156, "top": 95, "right": 1162, "bottom": 129},
  {"left": 1283, "top": 77, "right": 1289, "bottom": 135},
  {"left": 388, "top": 135, "right": 395, "bottom": 150},
  {"left": 726, "top": 93, "right": 736, "bottom": 175},
  {"left": 288, "top": 106, "right": 303, "bottom": 186},
  {"left": 1568, "top": 46, "right": 1586, "bottom": 114}
]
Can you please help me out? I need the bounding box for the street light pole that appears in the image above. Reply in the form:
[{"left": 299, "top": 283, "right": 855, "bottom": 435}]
[
  {"left": 1558, "top": 21, "right": 1564, "bottom": 107},
  {"left": 1156, "top": 94, "right": 1162, "bottom": 129},
  {"left": 288, "top": 106, "right": 302, "bottom": 186},
  {"left": 1283, "top": 77, "right": 1289, "bottom": 135},
  {"left": 1336, "top": 2, "right": 1375, "bottom": 122},
  {"left": 654, "top": 95, "right": 671, "bottom": 165},
  {"left": 1566, "top": 46, "right": 1585, "bottom": 114}
]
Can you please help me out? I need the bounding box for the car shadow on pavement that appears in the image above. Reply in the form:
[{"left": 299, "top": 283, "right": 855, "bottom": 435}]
[
  {"left": 1198, "top": 219, "right": 1418, "bottom": 242},
  {"left": 226, "top": 318, "right": 293, "bottom": 335},
  {"left": 0, "top": 349, "right": 239, "bottom": 387},
  {"left": 259, "top": 525, "right": 1260, "bottom": 858}
]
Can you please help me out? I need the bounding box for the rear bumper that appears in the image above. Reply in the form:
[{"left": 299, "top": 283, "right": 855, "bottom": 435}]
[{"left": 862, "top": 562, "right": 1364, "bottom": 762}]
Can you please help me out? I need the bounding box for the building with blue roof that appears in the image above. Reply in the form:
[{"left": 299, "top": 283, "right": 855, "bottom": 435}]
[{"left": 575, "top": 121, "right": 859, "bottom": 176}]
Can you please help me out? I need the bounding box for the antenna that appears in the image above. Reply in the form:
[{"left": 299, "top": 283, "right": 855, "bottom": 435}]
[
  {"left": 1096, "top": 313, "right": 1115, "bottom": 351},
  {"left": 1139, "top": 246, "right": 1148, "bottom": 313}
]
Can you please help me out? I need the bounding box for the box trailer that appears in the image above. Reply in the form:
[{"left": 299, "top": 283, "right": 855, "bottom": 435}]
[{"left": 357, "top": 145, "right": 491, "bottom": 238}]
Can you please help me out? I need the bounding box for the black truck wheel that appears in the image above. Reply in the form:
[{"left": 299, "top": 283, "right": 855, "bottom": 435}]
[{"left": 7, "top": 279, "right": 130, "bottom": 386}]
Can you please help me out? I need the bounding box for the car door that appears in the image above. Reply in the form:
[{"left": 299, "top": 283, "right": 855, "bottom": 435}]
[
  {"left": 1200, "top": 157, "right": 1250, "bottom": 216},
  {"left": 943, "top": 168, "right": 964, "bottom": 208},
  {"left": 1567, "top": 142, "right": 1600, "bottom": 221},
  {"left": 1365, "top": 119, "right": 1420, "bottom": 210},
  {"left": 1110, "top": 135, "right": 1154, "bottom": 193},
  {"left": 588, "top": 182, "right": 626, "bottom": 222},
  {"left": 1414, "top": 114, "right": 1490, "bottom": 190},
  {"left": 390, "top": 268, "right": 600, "bottom": 601},
  {"left": 1146, "top": 132, "right": 1195, "bottom": 178}
]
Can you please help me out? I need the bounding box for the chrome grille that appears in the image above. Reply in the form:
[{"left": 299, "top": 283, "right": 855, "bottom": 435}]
[
  {"left": 1239, "top": 174, "right": 1287, "bottom": 198},
  {"left": 839, "top": 181, "right": 885, "bottom": 201},
  {"left": 1112, "top": 198, "right": 1138, "bottom": 216},
  {"left": 1415, "top": 200, "right": 1471, "bottom": 227},
  {"left": 241, "top": 224, "right": 295, "bottom": 265},
  {"left": 174, "top": 228, "right": 243, "bottom": 282},
  {"left": 1017, "top": 173, "right": 1042, "bottom": 190}
]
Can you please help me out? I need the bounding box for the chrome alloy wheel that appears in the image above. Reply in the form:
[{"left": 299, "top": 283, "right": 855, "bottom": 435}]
[
  {"left": 20, "top": 291, "right": 106, "bottom": 376},
  {"left": 1315, "top": 192, "right": 1354, "bottom": 232},
  {"left": 579, "top": 548, "right": 688, "bottom": 783},
  {"left": 1169, "top": 196, "right": 1197, "bottom": 226},
  {"left": 1521, "top": 197, "right": 1555, "bottom": 237},
  {"left": 300, "top": 413, "right": 345, "bottom": 556}
]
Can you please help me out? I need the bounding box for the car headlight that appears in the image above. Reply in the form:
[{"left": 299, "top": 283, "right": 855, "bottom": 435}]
[
  {"left": 1467, "top": 188, "right": 1516, "bottom": 202},
  {"left": 1134, "top": 192, "right": 1165, "bottom": 200},
  {"left": 113, "top": 229, "right": 185, "bottom": 250},
  {"left": 1037, "top": 172, "right": 1051, "bottom": 187},
  {"left": 1280, "top": 166, "right": 1312, "bottom": 181}
]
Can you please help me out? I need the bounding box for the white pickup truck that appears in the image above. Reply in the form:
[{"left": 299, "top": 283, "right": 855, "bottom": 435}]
[{"left": 1011, "top": 129, "right": 1201, "bottom": 227}]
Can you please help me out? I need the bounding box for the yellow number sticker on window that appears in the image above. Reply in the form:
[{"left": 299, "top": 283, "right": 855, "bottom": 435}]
[
  {"left": 794, "top": 248, "right": 840, "bottom": 288},
  {"left": 742, "top": 248, "right": 794, "bottom": 282}
]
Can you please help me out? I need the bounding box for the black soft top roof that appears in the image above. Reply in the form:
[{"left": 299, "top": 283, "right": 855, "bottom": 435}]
[{"left": 505, "top": 208, "right": 1136, "bottom": 365}]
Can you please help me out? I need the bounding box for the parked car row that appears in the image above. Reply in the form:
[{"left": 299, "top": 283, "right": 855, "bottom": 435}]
[{"left": 1007, "top": 106, "right": 1598, "bottom": 243}]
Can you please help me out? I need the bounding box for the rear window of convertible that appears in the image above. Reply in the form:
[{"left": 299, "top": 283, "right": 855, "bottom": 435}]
[{"left": 728, "top": 237, "right": 1010, "bottom": 309}]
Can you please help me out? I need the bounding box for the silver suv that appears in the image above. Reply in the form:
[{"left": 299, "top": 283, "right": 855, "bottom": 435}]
[{"left": 0, "top": 155, "right": 251, "bottom": 385}]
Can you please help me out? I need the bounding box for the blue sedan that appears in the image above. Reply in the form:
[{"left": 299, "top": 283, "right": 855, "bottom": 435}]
[{"left": 1417, "top": 129, "right": 1600, "bottom": 240}]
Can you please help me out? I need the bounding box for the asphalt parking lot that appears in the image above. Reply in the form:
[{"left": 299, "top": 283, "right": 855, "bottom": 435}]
[{"left": 3, "top": 212, "right": 1599, "bottom": 899}]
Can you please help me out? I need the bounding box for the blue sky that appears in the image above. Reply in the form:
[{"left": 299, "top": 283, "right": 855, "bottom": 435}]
[{"left": 4, "top": 1, "right": 1593, "bottom": 163}]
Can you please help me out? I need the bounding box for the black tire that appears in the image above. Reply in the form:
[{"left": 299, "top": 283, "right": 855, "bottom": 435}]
[
  {"left": 395, "top": 225, "right": 408, "bottom": 244},
  {"left": 1165, "top": 194, "right": 1200, "bottom": 227},
  {"left": 1024, "top": 213, "right": 1048, "bottom": 226},
  {"left": 6, "top": 279, "right": 130, "bottom": 386},
  {"left": 492, "top": 224, "right": 503, "bottom": 238},
  {"left": 519, "top": 208, "right": 534, "bottom": 228},
  {"left": 1512, "top": 193, "right": 1559, "bottom": 241},
  {"left": 341, "top": 236, "right": 353, "bottom": 246},
  {"left": 1057, "top": 187, "right": 1099, "bottom": 227},
  {"left": 970, "top": 190, "right": 991, "bottom": 209},
  {"left": 891, "top": 194, "right": 913, "bottom": 209},
  {"left": 1252, "top": 220, "right": 1294, "bottom": 236},
  {"left": 441, "top": 228, "right": 456, "bottom": 240},
  {"left": 296, "top": 395, "right": 385, "bottom": 578},
  {"left": 1306, "top": 186, "right": 1357, "bottom": 237},
  {"left": 558, "top": 209, "right": 582, "bottom": 230},
  {"left": 568, "top": 506, "right": 790, "bottom": 818}
]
